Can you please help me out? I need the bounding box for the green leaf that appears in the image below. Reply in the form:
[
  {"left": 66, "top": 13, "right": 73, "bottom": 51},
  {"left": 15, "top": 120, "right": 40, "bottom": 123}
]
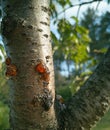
[
  {"left": 0, "top": 44, "right": 6, "bottom": 58},
  {"left": 71, "top": 16, "right": 79, "bottom": 24}
]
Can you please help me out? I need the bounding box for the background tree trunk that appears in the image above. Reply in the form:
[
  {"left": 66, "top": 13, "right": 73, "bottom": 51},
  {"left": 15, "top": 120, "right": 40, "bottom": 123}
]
[{"left": 1, "top": 0, "right": 57, "bottom": 129}]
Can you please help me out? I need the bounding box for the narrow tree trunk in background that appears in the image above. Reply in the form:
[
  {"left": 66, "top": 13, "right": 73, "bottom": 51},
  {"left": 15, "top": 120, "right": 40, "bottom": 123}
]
[{"left": 1, "top": 0, "right": 57, "bottom": 129}]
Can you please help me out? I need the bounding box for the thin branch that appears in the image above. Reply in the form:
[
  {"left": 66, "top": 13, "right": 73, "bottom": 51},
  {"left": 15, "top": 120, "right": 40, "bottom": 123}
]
[
  {"left": 76, "top": 5, "right": 81, "bottom": 19},
  {"left": 53, "top": 0, "right": 102, "bottom": 19},
  {"left": 96, "top": 0, "right": 101, "bottom": 11}
]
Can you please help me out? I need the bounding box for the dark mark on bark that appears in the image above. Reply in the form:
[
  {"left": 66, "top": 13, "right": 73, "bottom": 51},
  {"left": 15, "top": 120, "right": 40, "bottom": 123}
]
[
  {"left": 46, "top": 56, "right": 50, "bottom": 59},
  {"left": 27, "top": 25, "right": 33, "bottom": 29},
  {"left": 49, "top": 39, "right": 52, "bottom": 43},
  {"left": 45, "top": 56, "right": 50, "bottom": 62},
  {"left": 25, "top": 85, "right": 33, "bottom": 88},
  {"left": 32, "top": 42, "right": 38, "bottom": 45},
  {"left": 43, "top": 34, "right": 48, "bottom": 38},
  {"left": 46, "top": 17, "right": 49, "bottom": 21},
  {"left": 21, "top": 32, "right": 27, "bottom": 36},
  {"left": 43, "top": 81, "right": 49, "bottom": 87},
  {"left": 29, "top": 5, "right": 34, "bottom": 9},
  {"left": 26, "top": 37, "right": 32, "bottom": 41},
  {"left": 41, "top": 6, "right": 49, "bottom": 13},
  {"left": 40, "top": 21, "right": 49, "bottom": 26},
  {"left": 37, "top": 28, "right": 43, "bottom": 32},
  {"left": 30, "top": 49, "right": 37, "bottom": 53},
  {"left": 30, "top": 59, "right": 36, "bottom": 64}
]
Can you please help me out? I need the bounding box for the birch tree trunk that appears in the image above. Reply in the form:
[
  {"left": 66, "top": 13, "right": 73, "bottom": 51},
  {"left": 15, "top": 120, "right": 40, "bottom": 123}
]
[
  {"left": 1, "top": 0, "right": 110, "bottom": 130},
  {"left": 1, "top": 0, "right": 57, "bottom": 129}
]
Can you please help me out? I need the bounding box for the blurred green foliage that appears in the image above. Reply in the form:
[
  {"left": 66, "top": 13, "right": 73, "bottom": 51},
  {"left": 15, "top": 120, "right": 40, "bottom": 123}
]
[
  {"left": 81, "top": 8, "right": 110, "bottom": 62},
  {"left": 0, "top": 44, "right": 9, "bottom": 129},
  {"left": 52, "top": 7, "right": 110, "bottom": 97},
  {"left": 0, "top": 101, "right": 9, "bottom": 130},
  {"left": 54, "top": 18, "right": 90, "bottom": 63},
  {"left": 0, "top": 63, "right": 9, "bottom": 104},
  {"left": 52, "top": 17, "right": 90, "bottom": 64}
]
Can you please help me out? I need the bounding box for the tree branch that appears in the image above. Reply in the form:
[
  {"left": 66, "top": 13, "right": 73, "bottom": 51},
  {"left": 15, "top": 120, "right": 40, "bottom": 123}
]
[
  {"left": 76, "top": 5, "right": 81, "bottom": 18},
  {"left": 96, "top": 0, "right": 101, "bottom": 10},
  {"left": 57, "top": 47, "right": 110, "bottom": 129},
  {"left": 53, "top": 0, "right": 102, "bottom": 19}
]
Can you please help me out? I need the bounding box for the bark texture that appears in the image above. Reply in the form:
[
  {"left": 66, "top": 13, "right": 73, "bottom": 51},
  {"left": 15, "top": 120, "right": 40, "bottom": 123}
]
[
  {"left": 57, "top": 47, "right": 110, "bottom": 130},
  {"left": 1, "top": 0, "right": 57, "bottom": 129}
]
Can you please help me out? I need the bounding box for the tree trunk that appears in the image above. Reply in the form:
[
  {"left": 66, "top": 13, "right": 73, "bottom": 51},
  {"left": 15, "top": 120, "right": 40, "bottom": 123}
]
[
  {"left": 1, "top": 0, "right": 57, "bottom": 129},
  {"left": 1, "top": 0, "right": 110, "bottom": 130}
]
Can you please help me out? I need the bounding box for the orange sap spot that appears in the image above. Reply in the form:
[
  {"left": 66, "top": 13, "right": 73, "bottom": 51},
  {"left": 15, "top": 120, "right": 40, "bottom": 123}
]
[
  {"left": 6, "top": 64, "right": 17, "bottom": 77},
  {"left": 5, "top": 57, "right": 11, "bottom": 65}
]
